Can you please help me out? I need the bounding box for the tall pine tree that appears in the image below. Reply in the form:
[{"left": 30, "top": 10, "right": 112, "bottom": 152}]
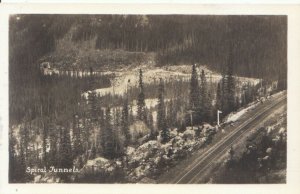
[
  {"left": 189, "top": 64, "right": 201, "bottom": 125},
  {"left": 103, "top": 107, "right": 115, "bottom": 159},
  {"left": 42, "top": 123, "right": 48, "bottom": 166},
  {"left": 18, "top": 142, "right": 27, "bottom": 182},
  {"left": 189, "top": 64, "right": 200, "bottom": 110},
  {"left": 167, "top": 98, "right": 177, "bottom": 128},
  {"left": 59, "top": 126, "right": 73, "bottom": 169},
  {"left": 206, "top": 80, "right": 214, "bottom": 123},
  {"left": 88, "top": 90, "right": 98, "bottom": 122},
  {"left": 216, "top": 82, "right": 222, "bottom": 111},
  {"left": 137, "top": 69, "right": 146, "bottom": 121},
  {"left": 157, "top": 78, "right": 169, "bottom": 143},
  {"left": 221, "top": 70, "right": 229, "bottom": 115},
  {"left": 200, "top": 69, "right": 209, "bottom": 122},
  {"left": 121, "top": 98, "right": 130, "bottom": 146},
  {"left": 72, "top": 114, "right": 82, "bottom": 158},
  {"left": 48, "top": 123, "right": 58, "bottom": 167},
  {"left": 19, "top": 124, "right": 29, "bottom": 162},
  {"left": 227, "top": 50, "right": 236, "bottom": 113}
]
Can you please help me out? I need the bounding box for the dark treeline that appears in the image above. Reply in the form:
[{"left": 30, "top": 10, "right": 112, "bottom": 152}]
[
  {"left": 10, "top": 15, "right": 287, "bottom": 81},
  {"left": 9, "top": 14, "right": 287, "bottom": 123},
  {"left": 9, "top": 71, "right": 111, "bottom": 124}
]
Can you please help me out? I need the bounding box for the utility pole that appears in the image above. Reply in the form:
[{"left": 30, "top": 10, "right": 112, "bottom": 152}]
[{"left": 217, "top": 110, "right": 222, "bottom": 127}]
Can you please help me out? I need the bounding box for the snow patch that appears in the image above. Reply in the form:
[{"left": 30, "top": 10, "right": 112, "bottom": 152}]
[
  {"left": 88, "top": 64, "right": 259, "bottom": 97},
  {"left": 126, "top": 146, "right": 135, "bottom": 155},
  {"left": 86, "top": 157, "right": 110, "bottom": 167},
  {"left": 278, "top": 127, "right": 286, "bottom": 134},
  {"left": 225, "top": 102, "right": 259, "bottom": 123}
]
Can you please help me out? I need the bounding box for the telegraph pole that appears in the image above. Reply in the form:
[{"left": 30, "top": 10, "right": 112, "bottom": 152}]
[{"left": 217, "top": 110, "right": 222, "bottom": 127}]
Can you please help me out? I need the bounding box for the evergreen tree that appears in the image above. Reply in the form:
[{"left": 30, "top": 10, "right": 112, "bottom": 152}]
[
  {"left": 96, "top": 94, "right": 102, "bottom": 122},
  {"left": 157, "top": 78, "right": 169, "bottom": 143},
  {"left": 114, "top": 108, "right": 121, "bottom": 127},
  {"left": 72, "top": 114, "right": 83, "bottom": 158},
  {"left": 221, "top": 71, "right": 229, "bottom": 115},
  {"left": 189, "top": 64, "right": 201, "bottom": 125},
  {"left": 98, "top": 118, "right": 105, "bottom": 154},
  {"left": 112, "top": 127, "right": 123, "bottom": 158},
  {"left": 57, "top": 126, "right": 73, "bottom": 182},
  {"left": 82, "top": 106, "right": 91, "bottom": 153},
  {"left": 97, "top": 109, "right": 105, "bottom": 154},
  {"left": 19, "top": 124, "right": 29, "bottom": 161},
  {"left": 103, "top": 107, "right": 115, "bottom": 159},
  {"left": 59, "top": 126, "right": 73, "bottom": 169},
  {"left": 137, "top": 69, "right": 146, "bottom": 121},
  {"left": 227, "top": 53, "right": 236, "bottom": 112},
  {"left": 88, "top": 90, "right": 98, "bottom": 122},
  {"left": 216, "top": 82, "right": 222, "bottom": 112},
  {"left": 206, "top": 82, "right": 214, "bottom": 123},
  {"left": 189, "top": 64, "right": 200, "bottom": 110},
  {"left": 219, "top": 47, "right": 236, "bottom": 116},
  {"left": 121, "top": 98, "right": 130, "bottom": 146},
  {"left": 200, "top": 69, "right": 209, "bottom": 122},
  {"left": 48, "top": 123, "right": 58, "bottom": 167},
  {"left": 42, "top": 123, "right": 48, "bottom": 166}
]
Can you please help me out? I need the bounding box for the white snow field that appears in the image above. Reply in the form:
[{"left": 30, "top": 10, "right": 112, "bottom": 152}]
[
  {"left": 83, "top": 64, "right": 259, "bottom": 98},
  {"left": 225, "top": 90, "right": 285, "bottom": 124},
  {"left": 225, "top": 102, "right": 259, "bottom": 123}
]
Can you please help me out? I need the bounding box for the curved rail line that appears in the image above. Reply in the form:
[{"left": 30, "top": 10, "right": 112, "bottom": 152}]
[{"left": 164, "top": 94, "right": 286, "bottom": 184}]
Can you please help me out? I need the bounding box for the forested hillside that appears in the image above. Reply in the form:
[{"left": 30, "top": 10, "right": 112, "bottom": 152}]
[
  {"left": 9, "top": 15, "right": 287, "bottom": 183},
  {"left": 10, "top": 15, "right": 287, "bottom": 79},
  {"left": 9, "top": 14, "right": 287, "bottom": 125}
]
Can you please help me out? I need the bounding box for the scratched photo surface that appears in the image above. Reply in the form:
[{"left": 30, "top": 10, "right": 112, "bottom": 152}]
[{"left": 9, "top": 15, "right": 287, "bottom": 183}]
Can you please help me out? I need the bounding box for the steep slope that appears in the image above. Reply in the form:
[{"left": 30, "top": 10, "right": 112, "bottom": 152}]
[{"left": 10, "top": 15, "right": 287, "bottom": 81}]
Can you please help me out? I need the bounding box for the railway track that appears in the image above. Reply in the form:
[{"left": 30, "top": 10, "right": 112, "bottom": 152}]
[{"left": 163, "top": 93, "right": 287, "bottom": 184}]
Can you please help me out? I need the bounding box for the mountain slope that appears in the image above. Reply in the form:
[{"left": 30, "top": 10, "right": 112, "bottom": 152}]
[{"left": 10, "top": 15, "right": 287, "bottom": 81}]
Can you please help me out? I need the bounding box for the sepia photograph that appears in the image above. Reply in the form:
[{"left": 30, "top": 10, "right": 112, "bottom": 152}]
[{"left": 8, "top": 14, "right": 288, "bottom": 184}]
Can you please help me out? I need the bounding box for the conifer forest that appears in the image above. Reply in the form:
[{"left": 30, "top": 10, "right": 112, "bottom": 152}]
[{"left": 9, "top": 15, "right": 287, "bottom": 183}]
